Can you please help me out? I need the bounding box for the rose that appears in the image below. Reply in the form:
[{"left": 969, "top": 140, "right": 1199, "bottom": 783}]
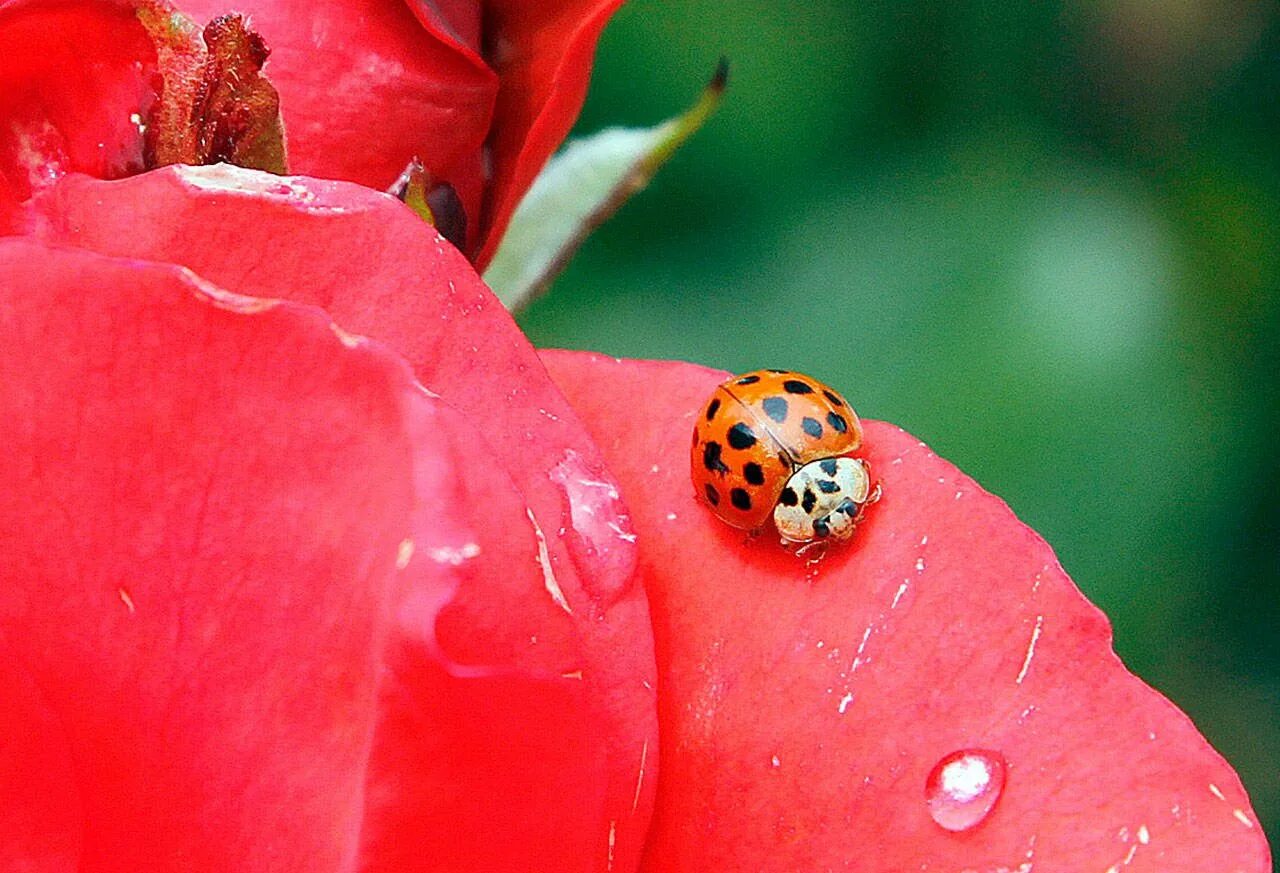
[
  {"left": 0, "top": 1, "right": 1273, "bottom": 870},
  {"left": 2, "top": 165, "right": 660, "bottom": 873},
  {"left": 6, "top": 4, "right": 658, "bottom": 865},
  {"left": 161, "top": 0, "right": 629, "bottom": 265},
  {"left": 550, "top": 353, "right": 1276, "bottom": 871},
  {"left": 0, "top": 0, "right": 623, "bottom": 263},
  {"left": 3, "top": 163, "right": 1271, "bottom": 873}
]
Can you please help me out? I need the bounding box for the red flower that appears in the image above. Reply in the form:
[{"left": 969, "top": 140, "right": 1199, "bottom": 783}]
[
  {"left": 2, "top": 163, "right": 1271, "bottom": 872},
  {"left": 2, "top": 167, "right": 658, "bottom": 872},
  {"left": 0, "top": 0, "right": 622, "bottom": 262},
  {"left": 544, "top": 353, "right": 1274, "bottom": 872},
  {"left": 0, "top": 2, "right": 1271, "bottom": 871}
]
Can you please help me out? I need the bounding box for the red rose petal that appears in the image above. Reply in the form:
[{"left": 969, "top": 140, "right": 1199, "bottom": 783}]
[
  {"left": 0, "top": 0, "right": 623, "bottom": 262},
  {"left": 0, "top": 663, "right": 81, "bottom": 872},
  {"left": 31, "top": 166, "right": 646, "bottom": 612},
  {"left": 475, "top": 0, "right": 626, "bottom": 266},
  {"left": 403, "top": 0, "right": 481, "bottom": 55},
  {"left": 0, "top": 0, "right": 156, "bottom": 198},
  {"left": 27, "top": 166, "right": 658, "bottom": 871},
  {"left": 542, "top": 351, "right": 1272, "bottom": 873},
  {"left": 0, "top": 172, "right": 19, "bottom": 233},
  {"left": 362, "top": 402, "right": 653, "bottom": 873},
  {"left": 0, "top": 239, "right": 429, "bottom": 870},
  {"left": 173, "top": 0, "right": 496, "bottom": 231}
]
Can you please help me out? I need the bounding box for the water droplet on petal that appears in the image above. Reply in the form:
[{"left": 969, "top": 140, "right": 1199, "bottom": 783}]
[
  {"left": 925, "top": 749, "right": 1006, "bottom": 832},
  {"left": 548, "top": 449, "right": 637, "bottom": 605}
]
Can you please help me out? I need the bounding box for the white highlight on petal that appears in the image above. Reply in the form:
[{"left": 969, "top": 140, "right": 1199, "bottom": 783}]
[
  {"left": 396, "top": 539, "right": 415, "bottom": 570},
  {"left": 425, "top": 542, "right": 480, "bottom": 566},
  {"left": 527, "top": 508, "right": 571, "bottom": 614},
  {"left": 1015, "top": 614, "right": 1044, "bottom": 685}
]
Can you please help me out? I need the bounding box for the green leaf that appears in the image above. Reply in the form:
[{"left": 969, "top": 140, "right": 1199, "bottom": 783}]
[{"left": 485, "top": 60, "right": 727, "bottom": 312}]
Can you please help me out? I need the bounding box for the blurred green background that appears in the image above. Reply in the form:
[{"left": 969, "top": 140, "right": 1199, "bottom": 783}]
[{"left": 517, "top": 0, "right": 1279, "bottom": 855}]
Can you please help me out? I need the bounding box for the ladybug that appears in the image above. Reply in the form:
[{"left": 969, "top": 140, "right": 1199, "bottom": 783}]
[{"left": 691, "top": 369, "right": 879, "bottom": 550}]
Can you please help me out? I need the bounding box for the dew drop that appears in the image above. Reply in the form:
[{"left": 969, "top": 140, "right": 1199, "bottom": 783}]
[
  {"left": 547, "top": 449, "right": 638, "bottom": 605},
  {"left": 925, "top": 749, "right": 1006, "bottom": 832}
]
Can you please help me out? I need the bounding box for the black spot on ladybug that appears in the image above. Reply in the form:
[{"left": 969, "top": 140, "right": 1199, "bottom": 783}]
[
  {"left": 743, "top": 462, "right": 765, "bottom": 485},
  {"left": 736, "top": 374, "right": 761, "bottom": 385},
  {"left": 801, "top": 488, "right": 817, "bottom": 513},
  {"left": 827, "top": 412, "right": 848, "bottom": 433},
  {"left": 727, "top": 422, "right": 757, "bottom": 450},
  {"left": 766, "top": 368, "right": 787, "bottom": 373},
  {"left": 783, "top": 380, "right": 813, "bottom": 395},
  {"left": 706, "top": 398, "right": 721, "bottom": 421},
  {"left": 704, "top": 483, "right": 720, "bottom": 505},
  {"left": 762, "top": 396, "right": 788, "bottom": 423},
  {"left": 813, "top": 517, "right": 831, "bottom": 538},
  {"left": 703, "top": 441, "right": 729, "bottom": 473},
  {"left": 819, "top": 458, "right": 838, "bottom": 476},
  {"left": 779, "top": 486, "right": 798, "bottom": 506},
  {"left": 823, "top": 389, "right": 844, "bottom": 407},
  {"left": 730, "top": 488, "right": 752, "bottom": 510},
  {"left": 817, "top": 479, "right": 840, "bottom": 493},
  {"left": 801, "top": 417, "right": 823, "bottom": 438},
  {"left": 836, "top": 498, "right": 858, "bottom": 516}
]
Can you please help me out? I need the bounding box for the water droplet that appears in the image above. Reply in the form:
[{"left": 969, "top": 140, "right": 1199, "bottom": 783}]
[
  {"left": 925, "top": 749, "right": 1006, "bottom": 832},
  {"left": 548, "top": 449, "right": 638, "bottom": 604}
]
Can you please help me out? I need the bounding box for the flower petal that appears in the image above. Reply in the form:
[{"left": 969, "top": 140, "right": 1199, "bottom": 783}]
[
  {"left": 0, "top": 171, "right": 19, "bottom": 233},
  {"left": 171, "top": 0, "right": 496, "bottom": 229},
  {"left": 25, "top": 166, "right": 659, "bottom": 871},
  {"left": 0, "top": 663, "right": 81, "bottom": 871},
  {"left": 364, "top": 402, "right": 650, "bottom": 871},
  {"left": 475, "top": 0, "right": 627, "bottom": 267},
  {"left": 542, "top": 351, "right": 1273, "bottom": 873},
  {"left": 0, "top": 239, "right": 427, "bottom": 871},
  {"left": 0, "top": 0, "right": 156, "bottom": 197}
]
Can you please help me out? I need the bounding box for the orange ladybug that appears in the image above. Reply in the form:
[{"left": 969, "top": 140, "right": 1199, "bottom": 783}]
[{"left": 691, "top": 369, "right": 878, "bottom": 548}]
